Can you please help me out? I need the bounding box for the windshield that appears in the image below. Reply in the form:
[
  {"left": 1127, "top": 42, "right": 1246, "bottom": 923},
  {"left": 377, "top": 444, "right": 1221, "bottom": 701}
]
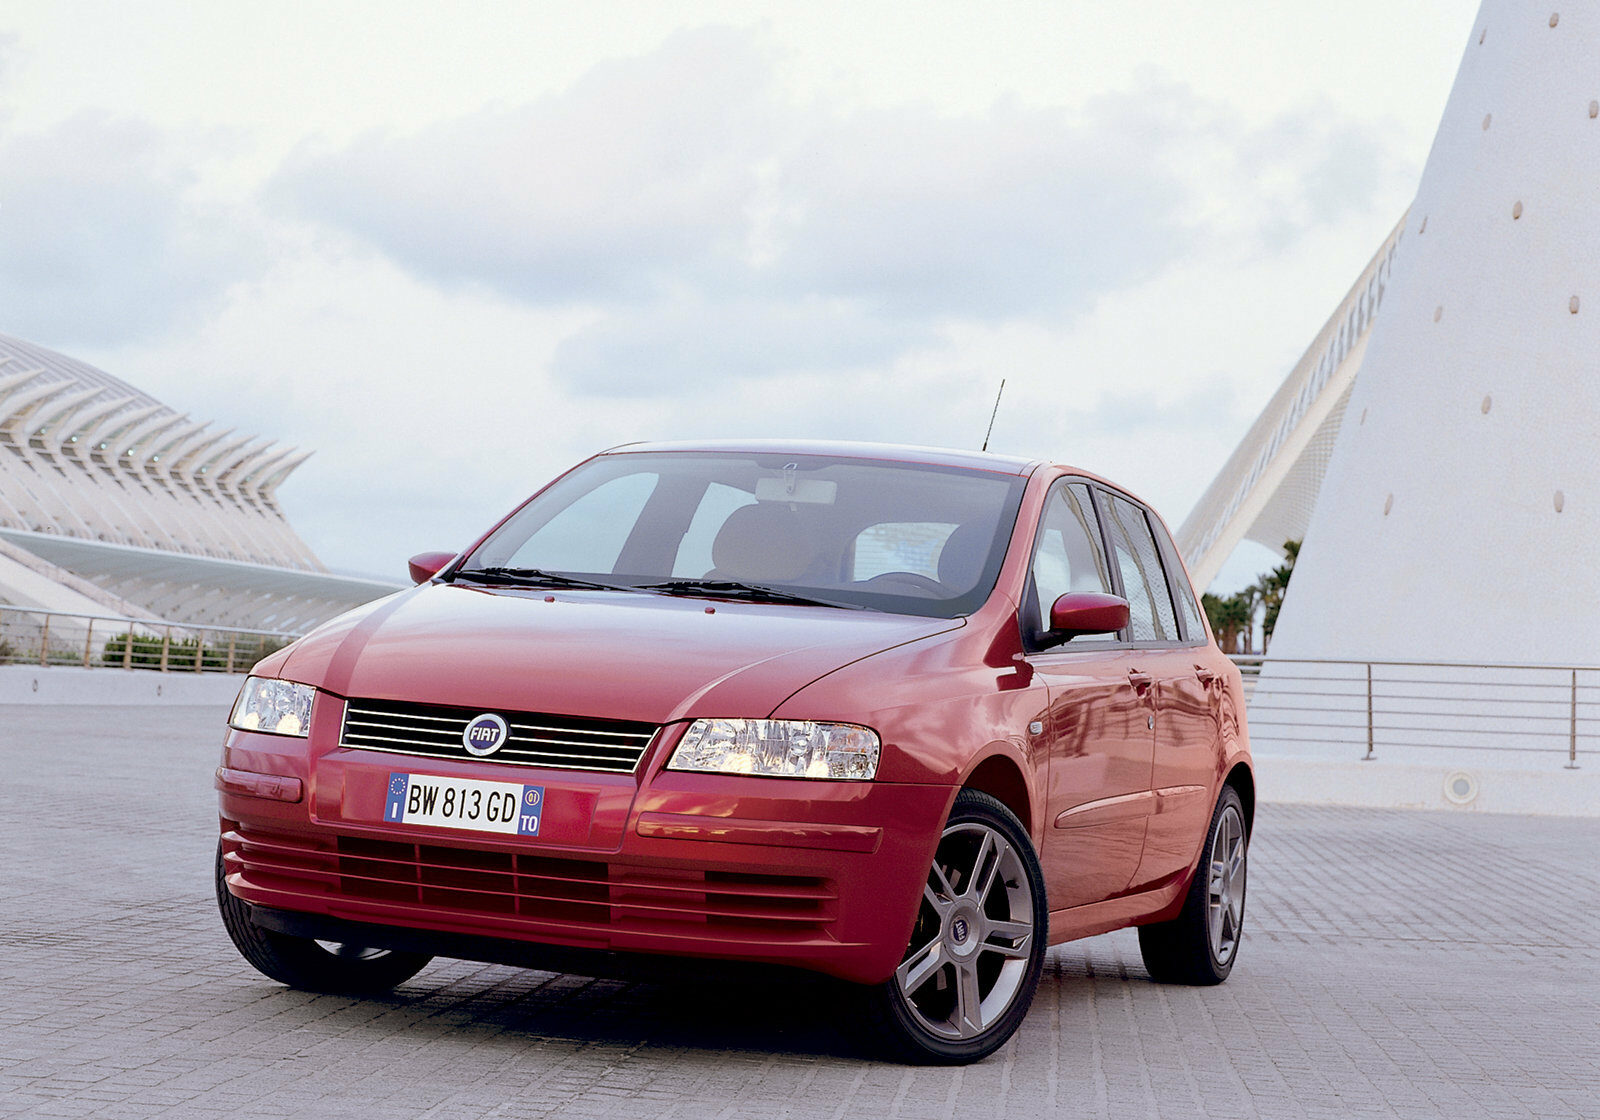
[{"left": 458, "top": 451, "right": 1029, "bottom": 619}]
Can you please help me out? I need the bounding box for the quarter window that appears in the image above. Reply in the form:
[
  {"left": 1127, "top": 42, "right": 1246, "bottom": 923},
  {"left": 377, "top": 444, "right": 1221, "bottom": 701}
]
[{"left": 1172, "top": 568, "right": 1206, "bottom": 642}]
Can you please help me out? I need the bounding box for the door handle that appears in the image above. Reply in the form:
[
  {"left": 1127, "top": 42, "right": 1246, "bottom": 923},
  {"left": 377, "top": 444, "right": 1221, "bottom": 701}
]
[
  {"left": 1194, "top": 665, "right": 1217, "bottom": 685},
  {"left": 1127, "top": 669, "right": 1152, "bottom": 690}
]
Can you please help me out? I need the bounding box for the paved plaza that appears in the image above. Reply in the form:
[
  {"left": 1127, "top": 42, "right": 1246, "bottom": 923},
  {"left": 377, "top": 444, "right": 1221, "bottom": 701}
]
[{"left": 2, "top": 703, "right": 1597, "bottom": 1119}]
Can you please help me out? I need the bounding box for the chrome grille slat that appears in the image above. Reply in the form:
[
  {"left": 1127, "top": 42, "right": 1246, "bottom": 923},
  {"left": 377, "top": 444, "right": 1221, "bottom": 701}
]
[
  {"left": 340, "top": 731, "right": 466, "bottom": 751},
  {"left": 503, "top": 739, "right": 641, "bottom": 753},
  {"left": 506, "top": 724, "right": 654, "bottom": 741},
  {"left": 350, "top": 711, "right": 466, "bottom": 726},
  {"left": 339, "top": 698, "right": 657, "bottom": 774}
]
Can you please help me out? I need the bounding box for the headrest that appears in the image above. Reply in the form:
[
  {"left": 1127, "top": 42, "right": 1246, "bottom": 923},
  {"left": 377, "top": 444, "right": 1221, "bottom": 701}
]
[
  {"left": 937, "top": 523, "right": 993, "bottom": 592},
  {"left": 711, "top": 503, "right": 816, "bottom": 582}
]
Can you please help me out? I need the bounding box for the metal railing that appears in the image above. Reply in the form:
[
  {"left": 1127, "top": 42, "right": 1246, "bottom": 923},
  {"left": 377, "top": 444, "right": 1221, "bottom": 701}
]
[
  {"left": 0, "top": 605, "right": 299, "bottom": 674},
  {"left": 1232, "top": 655, "right": 1594, "bottom": 769}
]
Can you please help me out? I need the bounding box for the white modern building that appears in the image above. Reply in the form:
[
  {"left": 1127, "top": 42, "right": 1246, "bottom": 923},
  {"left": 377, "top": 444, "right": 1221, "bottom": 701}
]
[
  {"left": 0, "top": 332, "right": 399, "bottom": 632},
  {"left": 1179, "top": 0, "right": 1598, "bottom": 815}
]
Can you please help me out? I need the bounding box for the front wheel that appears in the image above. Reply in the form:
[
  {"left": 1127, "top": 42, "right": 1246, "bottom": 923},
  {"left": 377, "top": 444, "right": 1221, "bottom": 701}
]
[
  {"left": 865, "top": 789, "right": 1047, "bottom": 1064},
  {"left": 215, "top": 843, "right": 432, "bottom": 994},
  {"left": 1137, "top": 785, "right": 1248, "bottom": 985}
]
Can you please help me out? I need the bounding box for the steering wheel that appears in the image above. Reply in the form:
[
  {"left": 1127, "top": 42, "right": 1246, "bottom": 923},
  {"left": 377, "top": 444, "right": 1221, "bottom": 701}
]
[{"left": 860, "top": 571, "right": 947, "bottom": 597}]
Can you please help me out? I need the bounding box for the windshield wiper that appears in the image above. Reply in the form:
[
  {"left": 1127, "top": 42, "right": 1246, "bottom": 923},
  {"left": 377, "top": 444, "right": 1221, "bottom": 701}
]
[
  {"left": 638, "top": 579, "right": 870, "bottom": 610},
  {"left": 451, "top": 567, "right": 639, "bottom": 593}
]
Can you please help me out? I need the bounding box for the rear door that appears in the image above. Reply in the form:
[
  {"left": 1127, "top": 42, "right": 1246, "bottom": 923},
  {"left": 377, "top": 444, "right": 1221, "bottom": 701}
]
[{"left": 1098, "top": 492, "right": 1220, "bottom": 889}]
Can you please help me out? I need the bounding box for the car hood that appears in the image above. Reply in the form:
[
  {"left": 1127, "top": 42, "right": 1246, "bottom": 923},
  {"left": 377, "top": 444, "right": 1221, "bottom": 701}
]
[{"left": 279, "top": 582, "right": 963, "bottom": 724}]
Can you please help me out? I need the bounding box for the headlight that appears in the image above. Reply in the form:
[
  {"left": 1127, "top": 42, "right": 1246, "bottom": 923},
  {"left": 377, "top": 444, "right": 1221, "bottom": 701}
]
[
  {"left": 668, "top": 719, "right": 880, "bottom": 780},
  {"left": 229, "top": 677, "right": 316, "bottom": 737}
]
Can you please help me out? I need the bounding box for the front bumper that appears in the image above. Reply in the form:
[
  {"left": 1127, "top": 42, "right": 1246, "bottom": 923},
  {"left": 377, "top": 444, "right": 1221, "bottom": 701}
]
[{"left": 218, "top": 715, "right": 954, "bottom": 986}]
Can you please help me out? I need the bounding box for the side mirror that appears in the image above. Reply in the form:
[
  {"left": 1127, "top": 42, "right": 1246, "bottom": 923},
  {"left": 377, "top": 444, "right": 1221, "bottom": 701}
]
[
  {"left": 1047, "top": 592, "right": 1130, "bottom": 639},
  {"left": 407, "top": 551, "right": 457, "bottom": 585}
]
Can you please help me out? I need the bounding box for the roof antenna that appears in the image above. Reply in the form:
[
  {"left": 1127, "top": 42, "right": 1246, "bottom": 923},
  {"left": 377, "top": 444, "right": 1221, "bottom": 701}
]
[{"left": 981, "top": 378, "right": 1006, "bottom": 452}]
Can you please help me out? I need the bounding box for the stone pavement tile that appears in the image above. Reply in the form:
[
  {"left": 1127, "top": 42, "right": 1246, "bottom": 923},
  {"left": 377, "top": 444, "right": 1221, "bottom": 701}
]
[{"left": 4, "top": 707, "right": 1600, "bottom": 1119}]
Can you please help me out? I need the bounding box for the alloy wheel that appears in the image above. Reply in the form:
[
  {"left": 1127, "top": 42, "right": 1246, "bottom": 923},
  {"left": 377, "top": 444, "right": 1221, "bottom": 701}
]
[
  {"left": 894, "top": 821, "right": 1037, "bottom": 1041},
  {"left": 1207, "top": 804, "right": 1246, "bottom": 966}
]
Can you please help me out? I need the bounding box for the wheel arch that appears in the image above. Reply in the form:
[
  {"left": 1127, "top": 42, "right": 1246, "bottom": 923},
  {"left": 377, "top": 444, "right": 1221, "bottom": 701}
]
[
  {"left": 961, "top": 751, "right": 1033, "bottom": 836},
  {"left": 1224, "top": 761, "right": 1254, "bottom": 835}
]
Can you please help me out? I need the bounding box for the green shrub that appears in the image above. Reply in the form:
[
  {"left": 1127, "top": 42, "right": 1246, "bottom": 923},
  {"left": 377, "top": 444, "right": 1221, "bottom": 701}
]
[{"left": 100, "top": 631, "right": 294, "bottom": 672}]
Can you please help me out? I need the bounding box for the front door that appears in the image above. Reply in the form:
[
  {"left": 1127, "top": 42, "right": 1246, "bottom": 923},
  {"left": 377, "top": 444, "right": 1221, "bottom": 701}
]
[
  {"left": 1036, "top": 650, "right": 1155, "bottom": 909},
  {"left": 1023, "top": 479, "right": 1153, "bottom": 911}
]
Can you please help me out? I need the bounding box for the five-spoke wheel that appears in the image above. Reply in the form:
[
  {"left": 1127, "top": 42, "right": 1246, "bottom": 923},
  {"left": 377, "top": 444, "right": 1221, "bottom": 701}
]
[
  {"left": 1207, "top": 800, "right": 1246, "bottom": 968},
  {"left": 868, "top": 790, "right": 1046, "bottom": 1063}
]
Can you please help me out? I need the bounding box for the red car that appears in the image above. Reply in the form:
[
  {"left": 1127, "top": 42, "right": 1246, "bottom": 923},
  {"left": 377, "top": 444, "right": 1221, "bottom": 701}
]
[{"left": 216, "top": 441, "right": 1252, "bottom": 1063}]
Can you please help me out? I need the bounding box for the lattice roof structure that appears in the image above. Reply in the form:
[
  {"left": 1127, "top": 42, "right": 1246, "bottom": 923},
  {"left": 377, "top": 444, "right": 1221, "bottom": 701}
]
[{"left": 0, "top": 333, "right": 398, "bottom": 630}]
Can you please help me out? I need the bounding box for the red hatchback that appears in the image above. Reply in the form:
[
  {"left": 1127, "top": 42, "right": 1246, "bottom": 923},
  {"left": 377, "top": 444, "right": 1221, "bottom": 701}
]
[{"left": 216, "top": 441, "right": 1252, "bottom": 1063}]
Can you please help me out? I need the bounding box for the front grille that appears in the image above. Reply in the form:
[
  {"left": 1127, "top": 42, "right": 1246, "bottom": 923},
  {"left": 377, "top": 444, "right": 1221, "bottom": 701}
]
[
  {"left": 339, "top": 698, "right": 657, "bottom": 774},
  {"left": 223, "top": 825, "right": 837, "bottom": 937}
]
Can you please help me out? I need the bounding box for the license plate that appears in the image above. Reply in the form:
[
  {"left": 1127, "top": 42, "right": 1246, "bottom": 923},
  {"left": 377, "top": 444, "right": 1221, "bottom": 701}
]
[{"left": 383, "top": 773, "right": 543, "bottom": 836}]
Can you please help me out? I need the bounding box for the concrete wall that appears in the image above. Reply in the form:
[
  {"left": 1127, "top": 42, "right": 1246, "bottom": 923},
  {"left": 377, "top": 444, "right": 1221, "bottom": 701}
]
[
  {"left": 0, "top": 664, "right": 242, "bottom": 707},
  {"left": 1259, "top": 757, "right": 1598, "bottom": 818}
]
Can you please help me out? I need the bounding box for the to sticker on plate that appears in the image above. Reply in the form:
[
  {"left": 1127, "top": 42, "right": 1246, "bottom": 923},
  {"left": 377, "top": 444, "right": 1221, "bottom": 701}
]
[{"left": 384, "top": 773, "right": 543, "bottom": 836}]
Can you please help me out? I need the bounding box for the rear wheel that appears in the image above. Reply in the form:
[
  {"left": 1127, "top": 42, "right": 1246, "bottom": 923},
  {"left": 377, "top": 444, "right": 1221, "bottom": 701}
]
[
  {"left": 866, "top": 789, "right": 1047, "bottom": 1064},
  {"left": 215, "top": 843, "right": 431, "bottom": 993},
  {"left": 1137, "top": 785, "right": 1247, "bottom": 985}
]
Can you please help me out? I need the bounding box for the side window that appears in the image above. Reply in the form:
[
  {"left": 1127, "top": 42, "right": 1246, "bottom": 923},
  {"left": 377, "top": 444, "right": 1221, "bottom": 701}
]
[
  {"left": 504, "top": 472, "right": 658, "bottom": 574},
  {"left": 1030, "top": 481, "right": 1115, "bottom": 639},
  {"left": 672, "top": 482, "right": 758, "bottom": 576},
  {"left": 1103, "top": 493, "right": 1179, "bottom": 642}
]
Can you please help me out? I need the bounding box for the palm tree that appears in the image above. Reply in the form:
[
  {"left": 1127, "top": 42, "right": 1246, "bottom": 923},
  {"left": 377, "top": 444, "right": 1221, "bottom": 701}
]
[
  {"left": 1203, "top": 540, "right": 1299, "bottom": 654},
  {"left": 1257, "top": 539, "right": 1301, "bottom": 649},
  {"left": 1203, "top": 591, "right": 1254, "bottom": 653}
]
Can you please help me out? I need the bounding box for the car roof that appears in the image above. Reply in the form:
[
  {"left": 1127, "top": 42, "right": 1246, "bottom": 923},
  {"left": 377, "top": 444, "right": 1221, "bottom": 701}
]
[{"left": 601, "top": 438, "right": 1046, "bottom": 477}]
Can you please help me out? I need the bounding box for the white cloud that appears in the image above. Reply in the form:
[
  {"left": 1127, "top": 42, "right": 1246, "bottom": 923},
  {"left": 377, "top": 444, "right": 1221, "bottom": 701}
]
[
  {"left": 270, "top": 27, "right": 780, "bottom": 305},
  {"left": 766, "top": 96, "right": 1191, "bottom": 319},
  {"left": 551, "top": 294, "right": 922, "bottom": 395},
  {"left": 0, "top": 3, "right": 1470, "bottom": 578},
  {"left": 267, "top": 30, "right": 1210, "bottom": 323},
  {"left": 0, "top": 113, "right": 263, "bottom": 347}
]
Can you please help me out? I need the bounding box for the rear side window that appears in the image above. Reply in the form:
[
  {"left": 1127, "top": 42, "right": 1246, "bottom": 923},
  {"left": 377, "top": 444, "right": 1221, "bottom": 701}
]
[
  {"left": 854, "top": 522, "right": 957, "bottom": 582},
  {"left": 1103, "top": 493, "right": 1179, "bottom": 643}
]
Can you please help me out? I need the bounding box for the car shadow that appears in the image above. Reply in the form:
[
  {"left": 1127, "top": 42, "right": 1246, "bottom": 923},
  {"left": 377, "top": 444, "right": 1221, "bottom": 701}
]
[
  {"left": 293, "top": 946, "right": 1131, "bottom": 1064},
  {"left": 358, "top": 962, "right": 868, "bottom": 1060}
]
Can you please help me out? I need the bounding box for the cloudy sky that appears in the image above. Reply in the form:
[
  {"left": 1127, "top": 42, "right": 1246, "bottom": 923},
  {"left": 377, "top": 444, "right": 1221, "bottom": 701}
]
[{"left": 0, "top": 1, "right": 1479, "bottom": 589}]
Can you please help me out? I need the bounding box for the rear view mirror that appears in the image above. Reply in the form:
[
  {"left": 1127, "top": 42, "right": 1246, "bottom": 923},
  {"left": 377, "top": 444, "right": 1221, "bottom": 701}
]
[
  {"left": 1048, "top": 592, "right": 1130, "bottom": 638},
  {"left": 407, "top": 551, "right": 457, "bottom": 585}
]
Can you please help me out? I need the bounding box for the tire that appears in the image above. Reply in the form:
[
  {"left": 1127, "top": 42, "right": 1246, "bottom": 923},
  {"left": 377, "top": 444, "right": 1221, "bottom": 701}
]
[
  {"left": 865, "top": 789, "right": 1048, "bottom": 1064},
  {"left": 1138, "top": 785, "right": 1247, "bottom": 985},
  {"left": 215, "top": 842, "right": 432, "bottom": 994}
]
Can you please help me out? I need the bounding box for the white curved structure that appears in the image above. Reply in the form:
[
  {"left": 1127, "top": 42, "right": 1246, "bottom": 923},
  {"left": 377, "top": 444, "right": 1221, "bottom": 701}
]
[
  {"left": 1267, "top": 2, "right": 1599, "bottom": 666},
  {"left": 1177, "top": 215, "right": 1405, "bottom": 590},
  {"left": 1172, "top": 2, "right": 1600, "bottom": 817},
  {"left": 0, "top": 333, "right": 398, "bottom": 630}
]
